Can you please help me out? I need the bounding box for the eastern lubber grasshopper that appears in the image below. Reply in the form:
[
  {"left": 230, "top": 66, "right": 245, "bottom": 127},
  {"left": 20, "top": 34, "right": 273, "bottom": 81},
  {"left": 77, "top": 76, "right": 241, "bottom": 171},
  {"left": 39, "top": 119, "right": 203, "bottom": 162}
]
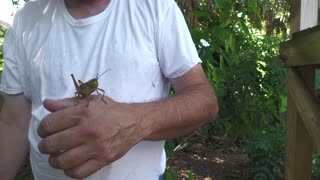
[{"left": 71, "top": 69, "right": 111, "bottom": 103}]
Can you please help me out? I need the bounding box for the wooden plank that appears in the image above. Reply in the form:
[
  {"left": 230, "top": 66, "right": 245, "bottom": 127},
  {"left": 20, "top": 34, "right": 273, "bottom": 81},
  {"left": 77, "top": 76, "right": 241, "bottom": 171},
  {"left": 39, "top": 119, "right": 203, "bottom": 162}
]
[
  {"left": 285, "top": 68, "right": 314, "bottom": 180},
  {"left": 285, "top": 95, "right": 313, "bottom": 180},
  {"left": 287, "top": 68, "right": 320, "bottom": 149},
  {"left": 280, "top": 0, "right": 318, "bottom": 67},
  {"left": 280, "top": 26, "right": 320, "bottom": 67},
  {"left": 289, "top": 0, "right": 300, "bottom": 33},
  {"left": 284, "top": 1, "right": 314, "bottom": 179},
  {"left": 300, "top": 0, "right": 318, "bottom": 30},
  {"left": 292, "top": 25, "right": 320, "bottom": 39}
]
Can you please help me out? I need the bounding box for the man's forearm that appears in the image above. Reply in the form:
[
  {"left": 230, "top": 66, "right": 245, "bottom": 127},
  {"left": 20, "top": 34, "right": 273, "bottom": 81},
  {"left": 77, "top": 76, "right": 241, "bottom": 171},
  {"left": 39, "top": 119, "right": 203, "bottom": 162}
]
[
  {"left": 136, "top": 82, "right": 218, "bottom": 141},
  {"left": 0, "top": 94, "right": 31, "bottom": 179},
  {"left": 0, "top": 122, "right": 29, "bottom": 179}
]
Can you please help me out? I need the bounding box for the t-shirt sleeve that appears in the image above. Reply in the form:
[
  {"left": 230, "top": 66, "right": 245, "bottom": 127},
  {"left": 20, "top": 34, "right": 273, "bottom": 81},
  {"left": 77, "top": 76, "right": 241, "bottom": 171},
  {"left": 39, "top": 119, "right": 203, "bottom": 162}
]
[
  {"left": 157, "top": 0, "right": 201, "bottom": 79},
  {"left": 0, "top": 27, "right": 24, "bottom": 94}
]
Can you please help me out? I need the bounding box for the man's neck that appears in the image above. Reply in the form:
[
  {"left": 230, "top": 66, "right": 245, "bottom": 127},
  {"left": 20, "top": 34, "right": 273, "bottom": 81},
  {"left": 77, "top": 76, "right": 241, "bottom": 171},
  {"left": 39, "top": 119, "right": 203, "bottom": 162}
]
[{"left": 64, "top": 0, "right": 111, "bottom": 19}]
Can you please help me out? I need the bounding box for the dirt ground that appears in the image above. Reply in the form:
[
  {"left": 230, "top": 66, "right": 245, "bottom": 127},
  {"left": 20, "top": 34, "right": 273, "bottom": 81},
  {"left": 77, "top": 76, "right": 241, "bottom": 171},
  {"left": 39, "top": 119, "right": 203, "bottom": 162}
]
[{"left": 166, "top": 135, "right": 251, "bottom": 180}]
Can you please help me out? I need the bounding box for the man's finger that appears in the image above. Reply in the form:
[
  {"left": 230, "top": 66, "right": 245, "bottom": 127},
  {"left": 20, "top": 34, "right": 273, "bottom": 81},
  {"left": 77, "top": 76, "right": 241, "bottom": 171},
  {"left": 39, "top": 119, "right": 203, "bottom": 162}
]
[
  {"left": 43, "top": 98, "right": 79, "bottom": 112},
  {"left": 64, "top": 159, "right": 106, "bottom": 179},
  {"left": 48, "top": 144, "right": 93, "bottom": 170},
  {"left": 37, "top": 105, "right": 84, "bottom": 138},
  {"left": 38, "top": 126, "right": 84, "bottom": 154}
]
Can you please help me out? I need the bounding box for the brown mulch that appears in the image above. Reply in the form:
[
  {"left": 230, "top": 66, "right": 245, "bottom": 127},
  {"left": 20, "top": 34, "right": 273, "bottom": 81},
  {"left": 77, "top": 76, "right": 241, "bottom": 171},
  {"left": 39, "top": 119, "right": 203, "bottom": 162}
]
[{"left": 166, "top": 135, "right": 251, "bottom": 180}]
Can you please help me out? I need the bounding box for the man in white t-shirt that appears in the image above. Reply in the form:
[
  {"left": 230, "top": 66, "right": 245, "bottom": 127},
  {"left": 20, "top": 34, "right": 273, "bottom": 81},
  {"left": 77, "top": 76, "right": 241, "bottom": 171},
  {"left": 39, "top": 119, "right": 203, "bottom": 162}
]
[{"left": 0, "top": 0, "right": 218, "bottom": 179}]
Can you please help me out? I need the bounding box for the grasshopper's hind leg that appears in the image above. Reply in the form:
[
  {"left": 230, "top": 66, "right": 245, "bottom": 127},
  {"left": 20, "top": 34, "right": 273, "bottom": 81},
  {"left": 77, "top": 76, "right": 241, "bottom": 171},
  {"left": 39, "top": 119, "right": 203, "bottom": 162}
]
[{"left": 96, "top": 88, "right": 106, "bottom": 104}]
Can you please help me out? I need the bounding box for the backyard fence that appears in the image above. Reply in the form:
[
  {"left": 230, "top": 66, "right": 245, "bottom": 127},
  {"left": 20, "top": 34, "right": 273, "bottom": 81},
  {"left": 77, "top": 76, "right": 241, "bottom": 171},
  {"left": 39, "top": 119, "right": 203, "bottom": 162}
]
[{"left": 280, "top": 0, "right": 320, "bottom": 179}]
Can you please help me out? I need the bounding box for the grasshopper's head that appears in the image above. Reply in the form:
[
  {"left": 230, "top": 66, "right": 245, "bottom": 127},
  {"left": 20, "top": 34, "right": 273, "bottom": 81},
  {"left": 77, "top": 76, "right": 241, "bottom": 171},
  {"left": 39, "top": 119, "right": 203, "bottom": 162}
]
[
  {"left": 83, "top": 79, "right": 99, "bottom": 90},
  {"left": 91, "top": 79, "right": 99, "bottom": 88}
]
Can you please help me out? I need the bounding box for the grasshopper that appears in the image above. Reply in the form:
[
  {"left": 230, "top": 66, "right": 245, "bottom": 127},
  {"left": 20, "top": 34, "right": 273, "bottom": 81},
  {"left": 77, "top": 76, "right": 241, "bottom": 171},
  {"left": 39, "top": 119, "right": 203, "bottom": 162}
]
[{"left": 71, "top": 69, "right": 111, "bottom": 103}]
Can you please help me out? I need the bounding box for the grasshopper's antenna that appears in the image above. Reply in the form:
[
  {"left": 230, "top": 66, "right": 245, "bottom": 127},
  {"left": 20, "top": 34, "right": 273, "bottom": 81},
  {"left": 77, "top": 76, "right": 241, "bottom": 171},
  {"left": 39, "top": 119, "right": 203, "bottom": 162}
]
[{"left": 97, "top": 69, "right": 112, "bottom": 79}]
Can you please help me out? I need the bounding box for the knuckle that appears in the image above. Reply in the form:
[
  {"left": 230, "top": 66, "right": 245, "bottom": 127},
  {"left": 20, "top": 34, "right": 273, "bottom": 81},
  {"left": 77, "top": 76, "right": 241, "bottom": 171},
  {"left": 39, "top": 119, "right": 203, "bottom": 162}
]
[
  {"left": 83, "top": 126, "right": 94, "bottom": 137},
  {"left": 49, "top": 155, "right": 64, "bottom": 169},
  {"left": 97, "top": 143, "right": 107, "bottom": 153},
  {"left": 100, "top": 154, "right": 111, "bottom": 163},
  {"left": 82, "top": 124, "right": 104, "bottom": 139},
  {"left": 79, "top": 106, "right": 91, "bottom": 117},
  {"left": 98, "top": 150, "right": 108, "bottom": 160},
  {"left": 111, "top": 151, "right": 122, "bottom": 161},
  {"left": 38, "top": 119, "right": 51, "bottom": 137},
  {"left": 66, "top": 169, "right": 85, "bottom": 179},
  {"left": 68, "top": 116, "right": 81, "bottom": 127},
  {"left": 94, "top": 143, "right": 109, "bottom": 158},
  {"left": 108, "top": 150, "right": 120, "bottom": 161},
  {"left": 40, "top": 137, "right": 54, "bottom": 153}
]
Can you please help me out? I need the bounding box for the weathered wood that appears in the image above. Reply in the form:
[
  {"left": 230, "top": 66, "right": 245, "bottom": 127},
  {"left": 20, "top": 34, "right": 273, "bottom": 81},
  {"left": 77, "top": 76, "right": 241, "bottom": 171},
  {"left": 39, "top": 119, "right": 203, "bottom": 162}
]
[
  {"left": 284, "top": 0, "right": 315, "bottom": 179},
  {"left": 285, "top": 96, "right": 313, "bottom": 180},
  {"left": 285, "top": 68, "right": 314, "bottom": 180},
  {"left": 280, "top": 26, "right": 320, "bottom": 67},
  {"left": 280, "top": 0, "right": 319, "bottom": 67},
  {"left": 287, "top": 68, "right": 320, "bottom": 149},
  {"left": 289, "top": 0, "right": 300, "bottom": 33}
]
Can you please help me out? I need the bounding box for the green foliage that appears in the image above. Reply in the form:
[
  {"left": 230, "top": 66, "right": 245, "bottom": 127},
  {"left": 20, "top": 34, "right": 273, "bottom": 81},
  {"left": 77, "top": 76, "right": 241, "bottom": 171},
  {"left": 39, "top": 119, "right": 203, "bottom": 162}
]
[
  {"left": 0, "top": 26, "right": 6, "bottom": 71},
  {"left": 174, "top": 0, "right": 289, "bottom": 178},
  {"left": 242, "top": 126, "right": 285, "bottom": 179},
  {"left": 11, "top": 0, "right": 28, "bottom": 6},
  {"left": 163, "top": 138, "right": 180, "bottom": 178},
  {"left": 165, "top": 139, "right": 177, "bottom": 158},
  {"left": 216, "top": 35, "right": 286, "bottom": 137},
  {"left": 163, "top": 167, "right": 177, "bottom": 180},
  {"left": 163, "top": 166, "right": 197, "bottom": 180},
  {"left": 176, "top": 0, "right": 288, "bottom": 138},
  {"left": 313, "top": 152, "right": 320, "bottom": 180},
  {"left": 187, "top": 171, "right": 196, "bottom": 180}
]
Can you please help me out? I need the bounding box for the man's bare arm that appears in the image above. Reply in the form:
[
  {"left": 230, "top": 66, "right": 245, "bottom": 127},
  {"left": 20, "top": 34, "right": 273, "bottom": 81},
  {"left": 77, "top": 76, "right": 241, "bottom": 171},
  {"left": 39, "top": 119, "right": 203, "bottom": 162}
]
[
  {"left": 0, "top": 94, "right": 31, "bottom": 179},
  {"left": 133, "top": 64, "right": 218, "bottom": 140}
]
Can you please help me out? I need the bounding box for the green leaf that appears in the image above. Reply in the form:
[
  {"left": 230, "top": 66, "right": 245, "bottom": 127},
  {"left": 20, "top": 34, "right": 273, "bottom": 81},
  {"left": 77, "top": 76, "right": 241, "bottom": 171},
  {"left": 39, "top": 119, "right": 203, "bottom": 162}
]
[
  {"left": 187, "top": 171, "right": 195, "bottom": 180},
  {"left": 220, "top": 57, "right": 225, "bottom": 72},
  {"left": 215, "top": 0, "right": 230, "bottom": 9},
  {"left": 163, "top": 168, "right": 177, "bottom": 180},
  {"left": 212, "top": 26, "right": 229, "bottom": 43}
]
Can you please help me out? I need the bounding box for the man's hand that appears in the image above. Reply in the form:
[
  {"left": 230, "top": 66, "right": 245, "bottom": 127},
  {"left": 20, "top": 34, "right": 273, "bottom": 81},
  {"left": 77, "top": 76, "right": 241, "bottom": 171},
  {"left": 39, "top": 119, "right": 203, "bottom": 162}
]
[{"left": 37, "top": 96, "right": 142, "bottom": 178}]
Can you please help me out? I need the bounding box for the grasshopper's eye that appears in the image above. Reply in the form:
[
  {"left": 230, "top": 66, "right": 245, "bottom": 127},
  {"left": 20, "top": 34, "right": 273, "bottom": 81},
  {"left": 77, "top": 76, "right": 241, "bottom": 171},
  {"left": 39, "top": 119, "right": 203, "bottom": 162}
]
[{"left": 93, "top": 81, "right": 98, "bottom": 87}]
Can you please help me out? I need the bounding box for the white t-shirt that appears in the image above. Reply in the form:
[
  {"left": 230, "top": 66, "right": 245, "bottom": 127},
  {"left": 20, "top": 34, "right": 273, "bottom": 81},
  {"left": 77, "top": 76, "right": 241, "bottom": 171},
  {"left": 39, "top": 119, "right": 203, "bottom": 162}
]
[{"left": 0, "top": 0, "right": 201, "bottom": 179}]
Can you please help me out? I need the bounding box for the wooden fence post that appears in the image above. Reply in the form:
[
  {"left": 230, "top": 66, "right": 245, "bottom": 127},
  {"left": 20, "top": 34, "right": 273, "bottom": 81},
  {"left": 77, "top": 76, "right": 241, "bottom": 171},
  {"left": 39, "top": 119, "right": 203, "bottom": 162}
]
[
  {"left": 284, "top": 0, "right": 317, "bottom": 179},
  {"left": 285, "top": 68, "right": 314, "bottom": 180}
]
